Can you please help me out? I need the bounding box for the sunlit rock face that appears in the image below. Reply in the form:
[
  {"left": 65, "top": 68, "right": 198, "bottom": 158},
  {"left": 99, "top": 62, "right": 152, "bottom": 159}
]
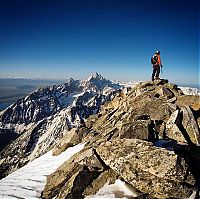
[{"left": 42, "top": 79, "right": 200, "bottom": 199}]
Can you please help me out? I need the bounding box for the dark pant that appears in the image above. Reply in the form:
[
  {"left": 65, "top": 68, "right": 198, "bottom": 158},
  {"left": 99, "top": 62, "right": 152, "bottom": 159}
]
[{"left": 152, "top": 66, "right": 160, "bottom": 81}]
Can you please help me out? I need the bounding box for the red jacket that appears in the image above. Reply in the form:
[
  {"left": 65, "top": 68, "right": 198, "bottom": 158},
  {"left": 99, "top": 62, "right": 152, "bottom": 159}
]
[{"left": 157, "top": 54, "right": 161, "bottom": 65}]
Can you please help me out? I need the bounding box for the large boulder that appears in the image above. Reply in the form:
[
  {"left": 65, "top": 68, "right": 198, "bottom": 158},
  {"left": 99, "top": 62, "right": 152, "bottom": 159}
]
[
  {"left": 176, "top": 95, "right": 200, "bottom": 129},
  {"left": 96, "top": 139, "right": 194, "bottom": 198},
  {"left": 166, "top": 107, "right": 200, "bottom": 144}
]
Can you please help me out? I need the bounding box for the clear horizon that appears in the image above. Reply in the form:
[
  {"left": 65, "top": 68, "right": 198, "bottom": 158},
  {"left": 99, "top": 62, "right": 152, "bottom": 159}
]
[
  {"left": 0, "top": 0, "right": 199, "bottom": 86},
  {"left": 0, "top": 73, "right": 199, "bottom": 88}
]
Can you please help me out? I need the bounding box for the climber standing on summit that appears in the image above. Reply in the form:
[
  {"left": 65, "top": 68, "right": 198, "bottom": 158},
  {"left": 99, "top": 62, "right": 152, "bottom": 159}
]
[{"left": 151, "top": 50, "right": 162, "bottom": 81}]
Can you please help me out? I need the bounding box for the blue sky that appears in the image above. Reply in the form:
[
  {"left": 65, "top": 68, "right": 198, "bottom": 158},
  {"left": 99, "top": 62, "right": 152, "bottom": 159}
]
[{"left": 0, "top": 0, "right": 199, "bottom": 86}]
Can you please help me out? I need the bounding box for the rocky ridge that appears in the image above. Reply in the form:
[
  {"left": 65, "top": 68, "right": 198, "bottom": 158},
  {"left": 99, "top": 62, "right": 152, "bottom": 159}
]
[
  {"left": 0, "top": 73, "right": 122, "bottom": 179},
  {"left": 42, "top": 79, "right": 200, "bottom": 199}
]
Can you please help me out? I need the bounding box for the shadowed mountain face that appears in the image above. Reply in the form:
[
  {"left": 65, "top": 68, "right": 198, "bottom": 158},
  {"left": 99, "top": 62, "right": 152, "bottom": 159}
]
[
  {"left": 0, "top": 73, "right": 122, "bottom": 179},
  {"left": 0, "top": 129, "right": 19, "bottom": 151},
  {"left": 41, "top": 79, "right": 200, "bottom": 199}
]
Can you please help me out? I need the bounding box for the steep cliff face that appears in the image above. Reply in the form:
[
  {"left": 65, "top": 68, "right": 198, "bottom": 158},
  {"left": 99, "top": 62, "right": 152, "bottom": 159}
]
[
  {"left": 0, "top": 73, "right": 123, "bottom": 179},
  {"left": 42, "top": 79, "right": 200, "bottom": 199}
]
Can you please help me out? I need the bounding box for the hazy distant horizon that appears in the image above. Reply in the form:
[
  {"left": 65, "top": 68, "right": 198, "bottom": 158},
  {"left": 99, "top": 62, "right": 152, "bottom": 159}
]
[
  {"left": 0, "top": 78, "right": 65, "bottom": 111},
  {"left": 0, "top": 74, "right": 199, "bottom": 88}
]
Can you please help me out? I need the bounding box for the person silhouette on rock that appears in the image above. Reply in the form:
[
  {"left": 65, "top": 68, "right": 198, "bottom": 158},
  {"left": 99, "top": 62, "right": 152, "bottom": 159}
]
[{"left": 151, "top": 50, "right": 163, "bottom": 81}]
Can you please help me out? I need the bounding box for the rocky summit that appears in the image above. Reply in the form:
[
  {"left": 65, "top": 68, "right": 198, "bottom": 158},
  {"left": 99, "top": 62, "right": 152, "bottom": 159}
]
[{"left": 41, "top": 79, "right": 200, "bottom": 199}]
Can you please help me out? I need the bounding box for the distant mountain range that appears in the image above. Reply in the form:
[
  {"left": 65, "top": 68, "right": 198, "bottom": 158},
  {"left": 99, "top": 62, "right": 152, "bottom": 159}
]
[
  {"left": 179, "top": 86, "right": 200, "bottom": 96},
  {"left": 0, "top": 73, "right": 199, "bottom": 180},
  {"left": 0, "top": 73, "right": 122, "bottom": 178},
  {"left": 0, "top": 77, "right": 199, "bottom": 111},
  {"left": 0, "top": 76, "right": 199, "bottom": 199}
]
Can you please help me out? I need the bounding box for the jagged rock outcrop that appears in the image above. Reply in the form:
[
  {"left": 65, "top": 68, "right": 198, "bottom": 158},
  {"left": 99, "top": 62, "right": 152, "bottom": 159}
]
[
  {"left": 81, "top": 80, "right": 182, "bottom": 144},
  {"left": 0, "top": 73, "right": 122, "bottom": 179},
  {"left": 42, "top": 79, "right": 200, "bottom": 199},
  {"left": 175, "top": 95, "right": 200, "bottom": 136},
  {"left": 166, "top": 107, "right": 200, "bottom": 144}
]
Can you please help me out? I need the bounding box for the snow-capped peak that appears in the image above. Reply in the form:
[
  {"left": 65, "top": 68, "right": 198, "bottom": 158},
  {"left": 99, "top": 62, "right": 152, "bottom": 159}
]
[
  {"left": 87, "top": 72, "right": 105, "bottom": 81},
  {"left": 78, "top": 73, "right": 113, "bottom": 91}
]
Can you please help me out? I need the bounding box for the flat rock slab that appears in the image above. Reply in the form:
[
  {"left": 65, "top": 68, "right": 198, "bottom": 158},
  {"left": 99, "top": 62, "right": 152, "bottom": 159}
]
[{"left": 96, "top": 139, "right": 192, "bottom": 198}]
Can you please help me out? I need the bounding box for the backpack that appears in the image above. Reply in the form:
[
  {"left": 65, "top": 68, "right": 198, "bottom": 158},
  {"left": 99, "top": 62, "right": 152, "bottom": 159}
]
[{"left": 151, "top": 55, "right": 158, "bottom": 65}]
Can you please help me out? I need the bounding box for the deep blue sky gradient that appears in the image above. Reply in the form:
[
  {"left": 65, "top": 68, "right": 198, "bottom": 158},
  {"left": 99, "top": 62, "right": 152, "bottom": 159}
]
[{"left": 0, "top": 0, "right": 199, "bottom": 86}]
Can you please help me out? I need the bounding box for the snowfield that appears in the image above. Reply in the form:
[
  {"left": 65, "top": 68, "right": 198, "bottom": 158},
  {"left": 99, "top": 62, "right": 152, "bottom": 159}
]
[{"left": 0, "top": 144, "right": 85, "bottom": 199}]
